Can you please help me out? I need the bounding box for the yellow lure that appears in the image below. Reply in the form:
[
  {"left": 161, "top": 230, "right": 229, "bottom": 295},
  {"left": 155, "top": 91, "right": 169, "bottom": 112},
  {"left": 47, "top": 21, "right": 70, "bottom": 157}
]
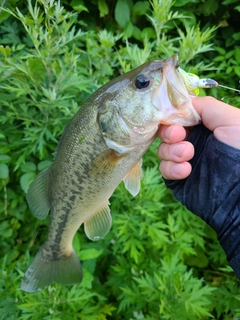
[
  {"left": 178, "top": 68, "right": 200, "bottom": 96},
  {"left": 178, "top": 67, "right": 218, "bottom": 96}
]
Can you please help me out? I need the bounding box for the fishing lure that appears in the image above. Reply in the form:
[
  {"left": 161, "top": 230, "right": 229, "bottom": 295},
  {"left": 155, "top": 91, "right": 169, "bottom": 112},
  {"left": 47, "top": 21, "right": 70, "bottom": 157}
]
[
  {"left": 178, "top": 67, "right": 218, "bottom": 95},
  {"left": 178, "top": 67, "right": 240, "bottom": 98}
]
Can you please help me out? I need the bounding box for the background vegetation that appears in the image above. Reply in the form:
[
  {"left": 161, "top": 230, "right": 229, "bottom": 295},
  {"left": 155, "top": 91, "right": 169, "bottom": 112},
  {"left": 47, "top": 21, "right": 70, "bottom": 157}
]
[{"left": 0, "top": 0, "right": 240, "bottom": 319}]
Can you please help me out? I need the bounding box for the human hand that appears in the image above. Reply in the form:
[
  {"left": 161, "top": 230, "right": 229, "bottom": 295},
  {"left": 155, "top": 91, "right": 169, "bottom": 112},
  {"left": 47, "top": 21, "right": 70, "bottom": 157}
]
[
  {"left": 158, "top": 96, "right": 240, "bottom": 279},
  {"left": 158, "top": 96, "right": 240, "bottom": 180}
]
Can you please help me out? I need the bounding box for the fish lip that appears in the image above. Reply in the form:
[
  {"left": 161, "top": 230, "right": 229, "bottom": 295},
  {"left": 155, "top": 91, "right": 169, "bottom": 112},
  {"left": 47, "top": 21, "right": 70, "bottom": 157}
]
[
  {"left": 162, "top": 53, "right": 179, "bottom": 70},
  {"left": 152, "top": 54, "right": 201, "bottom": 126}
]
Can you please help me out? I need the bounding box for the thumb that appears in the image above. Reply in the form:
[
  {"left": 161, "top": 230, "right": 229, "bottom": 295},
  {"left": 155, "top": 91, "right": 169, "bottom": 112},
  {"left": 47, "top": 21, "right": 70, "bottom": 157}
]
[
  {"left": 191, "top": 96, "right": 240, "bottom": 148},
  {"left": 191, "top": 96, "right": 240, "bottom": 131}
]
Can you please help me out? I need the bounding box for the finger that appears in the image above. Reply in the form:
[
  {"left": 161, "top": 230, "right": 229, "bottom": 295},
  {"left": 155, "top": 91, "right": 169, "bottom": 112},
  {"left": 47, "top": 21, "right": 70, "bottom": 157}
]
[
  {"left": 214, "top": 126, "right": 240, "bottom": 149},
  {"left": 158, "top": 124, "right": 187, "bottom": 143},
  {"left": 191, "top": 96, "right": 240, "bottom": 131},
  {"left": 159, "top": 160, "right": 192, "bottom": 180},
  {"left": 158, "top": 141, "right": 194, "bottom": 162},
  {"left": 192, "top": 96, "right": 240, "bottom": 148}
]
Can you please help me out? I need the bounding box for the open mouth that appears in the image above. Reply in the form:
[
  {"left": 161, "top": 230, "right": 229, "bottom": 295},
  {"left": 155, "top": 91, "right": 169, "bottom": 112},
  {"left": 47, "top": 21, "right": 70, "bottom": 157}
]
[{"left": 152, "top": 54, "right": 201, "bottom": 126}]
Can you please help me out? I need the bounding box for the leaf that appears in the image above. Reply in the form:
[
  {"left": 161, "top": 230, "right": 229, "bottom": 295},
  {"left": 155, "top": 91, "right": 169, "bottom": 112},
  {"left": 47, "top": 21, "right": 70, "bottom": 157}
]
[
  {"left": 233, "top": 32, "right": 240, "bottom": 40},
  {"left": 0, "top": 221, "right": 13, "bottom": 238},
  {"left": 225, "top": 50, "right": 234, "bottom": 59},
  {"left": 123, "top": 21, "right": 133, "bottom": 39},
  {"left": 132, "top": 1, "right": 149, "bottom": 17},
  {"left": 20, "top": 172, "right": 36, "bottom": 193},
  {"left": 0, "top": 154, "right": 11, "bottom": 163},
  {"left": 174, "top": 0, "right": 192, "bottom": 7},
  {"left": 132, "top": 26, "right": 142, "bottom": 41},
  {"left": 115, "top": 0, "right": 130, "bottom": 28},
  {"left": 70, "top": 0, "right": 88, "bottom": 12},
  {"left": 37, "top": 160, "right": 52, "bottom": 171},
  {"left": 141, "top": 27, "right": 155, "bottom": 39},
  {"left": 0, "top": 163, "right": 9, "bottom": 179},
  {"left": 0, "top": 45, "right": 11, "bottom": 58},
  {"left": 226, "top": 66, "right": 233, "bottom": 74},
  {"left": 79, "top": 248, "right": 103, "bottom": 261},
  {"left": 222, "top": 0, "right": 239, "bottom": 4},
  {"left": 20, "top": 162, "right": 36, "bottom": 173},
  {"left": 199, "top": 0, "right": 219, "bottom": 16},
  {"left": 80, "top": 268, "right": 94, "bottom": 289},
  {"left": 73, "top": 233, "right": 81, "bottom": 253},
  {"left": 0, "top": 8, "right": 11, "bottom": 24},
  {"left": 234, "top": 46, "right": 240, "bottom": 64},
  {"left": 184, "top": 250, "right": 209, "bottom": 268},
  {"left": 213, "top": 55, "right": 224, "bottom": 62},
  {"left": 215, "top": 46, "right": 226, "bottom": 55},
  {"left": 98, "top": 0, "right": 109, "bottom": 17},
  {"left": 234, "top": 66, "right": 240, "bottom": 77}
]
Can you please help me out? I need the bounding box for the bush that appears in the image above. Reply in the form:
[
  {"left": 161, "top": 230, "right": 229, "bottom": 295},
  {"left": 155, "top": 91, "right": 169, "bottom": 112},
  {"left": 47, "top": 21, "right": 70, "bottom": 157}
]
[{"left": 0, "top": 0, "right": 240, "bottom": 319}]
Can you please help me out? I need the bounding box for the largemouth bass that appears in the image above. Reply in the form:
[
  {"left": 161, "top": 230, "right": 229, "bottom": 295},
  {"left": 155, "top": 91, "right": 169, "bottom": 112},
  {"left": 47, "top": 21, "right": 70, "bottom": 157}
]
[{"left": 21, "top": 54, "right": 201, "bottom": 292}]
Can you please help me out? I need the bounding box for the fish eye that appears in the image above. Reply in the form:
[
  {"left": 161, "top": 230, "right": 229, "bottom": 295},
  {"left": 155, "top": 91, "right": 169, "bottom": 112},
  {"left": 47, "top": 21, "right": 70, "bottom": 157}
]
[{"left": 134, "top": 74, "right": 151, "bottom": 90}]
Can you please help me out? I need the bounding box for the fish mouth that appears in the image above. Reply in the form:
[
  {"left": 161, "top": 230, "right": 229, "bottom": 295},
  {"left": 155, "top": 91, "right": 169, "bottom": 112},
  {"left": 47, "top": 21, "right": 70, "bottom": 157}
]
[{"left": 153, "top": 54, "right": 201, "bottom": 126}]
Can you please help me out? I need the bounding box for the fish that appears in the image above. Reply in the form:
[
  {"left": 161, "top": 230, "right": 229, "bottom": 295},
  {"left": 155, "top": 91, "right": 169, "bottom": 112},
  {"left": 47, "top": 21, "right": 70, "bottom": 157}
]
[{"left": 21, "top": 54, "right": 201, "bottom": 292}]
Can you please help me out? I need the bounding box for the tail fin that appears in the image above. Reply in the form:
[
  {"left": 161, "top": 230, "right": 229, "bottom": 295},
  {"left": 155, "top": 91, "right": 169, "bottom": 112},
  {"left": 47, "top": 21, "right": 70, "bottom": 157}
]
[{"left": 21, "top": 245, "right": 83, "bottom": 292}]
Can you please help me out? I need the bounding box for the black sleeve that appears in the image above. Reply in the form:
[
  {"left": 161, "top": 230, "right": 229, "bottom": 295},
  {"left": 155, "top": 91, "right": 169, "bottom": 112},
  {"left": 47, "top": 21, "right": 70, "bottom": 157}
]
[{"left": 164, "top": 124, "right": 240, "bottom": 279}]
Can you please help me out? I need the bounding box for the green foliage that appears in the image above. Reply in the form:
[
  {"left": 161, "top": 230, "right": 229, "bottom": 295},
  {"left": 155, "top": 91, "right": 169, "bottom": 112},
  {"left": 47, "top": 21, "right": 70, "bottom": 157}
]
[{"left": 0, "top": 0, "right": 240, "bottom": 319}]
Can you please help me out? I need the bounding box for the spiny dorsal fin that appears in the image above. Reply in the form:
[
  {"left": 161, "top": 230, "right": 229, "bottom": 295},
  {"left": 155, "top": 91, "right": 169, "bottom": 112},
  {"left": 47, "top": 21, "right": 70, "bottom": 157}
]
[
  {"left": 84, "top": 203, "right": 112, "bottom": 241},
  {"left": 26, "top": 168, "right": 50, "bottom": 220},
  {"left": 123, "top": 159, "right": 142, "bottom": 197}
]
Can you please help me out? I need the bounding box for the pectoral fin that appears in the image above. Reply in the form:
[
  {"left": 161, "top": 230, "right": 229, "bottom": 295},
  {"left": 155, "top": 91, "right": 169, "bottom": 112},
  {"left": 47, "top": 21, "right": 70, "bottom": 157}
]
[
  {"left": 26, "top": 169, "right": 50, "bottom": 219},
  {"left": 123, "top": 159, "right": 142, "bottom": 197},
  {"left": 84, "top": 203, "right": 112, "bottom": 241}
]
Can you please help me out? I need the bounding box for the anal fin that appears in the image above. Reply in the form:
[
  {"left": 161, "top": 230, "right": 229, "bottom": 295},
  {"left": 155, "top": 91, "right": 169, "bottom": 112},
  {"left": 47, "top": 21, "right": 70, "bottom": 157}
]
[
  {"left": 123, "top": 159, "right": 142, "bottom": 197},
  {"left": 84, "top": 203, "right": 112, "bottom": 241}
]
